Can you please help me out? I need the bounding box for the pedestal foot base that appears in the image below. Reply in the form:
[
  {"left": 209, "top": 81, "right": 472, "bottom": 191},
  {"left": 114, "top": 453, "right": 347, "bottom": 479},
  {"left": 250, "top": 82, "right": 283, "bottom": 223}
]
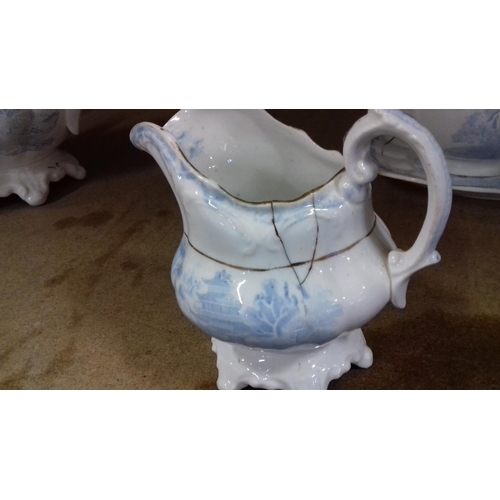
[
  {"left": 211, "top": 329, "right": 373, "bottom": 390},
  {"left": 0, "top": 149, "right": 86, "bottom": 206}
]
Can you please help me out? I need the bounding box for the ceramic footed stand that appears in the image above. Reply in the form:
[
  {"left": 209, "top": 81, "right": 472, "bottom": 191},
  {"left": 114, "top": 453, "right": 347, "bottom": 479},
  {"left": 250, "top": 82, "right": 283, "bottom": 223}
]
[
  {"left": 211, "top": 329, "right": 373, "bottom": 390},
  {"left": 0, "top": 149, "right": 86, "bottom": 206}
]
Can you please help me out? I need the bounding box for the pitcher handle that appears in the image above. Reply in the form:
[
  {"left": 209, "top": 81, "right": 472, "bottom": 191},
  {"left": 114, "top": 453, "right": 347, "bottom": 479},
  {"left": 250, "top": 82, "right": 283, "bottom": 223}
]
[{"left": 342, "top": 109, "right": 452, "bottom": 308}]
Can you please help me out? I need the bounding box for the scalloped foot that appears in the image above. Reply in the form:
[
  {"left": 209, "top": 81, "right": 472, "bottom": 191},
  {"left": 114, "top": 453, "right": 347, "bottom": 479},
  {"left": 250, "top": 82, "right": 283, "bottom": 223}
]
[
  {"left": 211, "top": 328, "right": 373, "bottom": 390},
  {"left": 0, "top": 149, "right": 86, "bottom": 206}
]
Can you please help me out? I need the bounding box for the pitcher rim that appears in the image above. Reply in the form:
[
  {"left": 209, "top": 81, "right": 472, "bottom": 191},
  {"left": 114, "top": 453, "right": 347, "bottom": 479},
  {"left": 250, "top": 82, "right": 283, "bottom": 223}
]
[
  {"left": 154, "top": 110, "right": 348, "bottom": 206},
  {"left": 171, "top": 137, "right": 346, "bottom": 205}
]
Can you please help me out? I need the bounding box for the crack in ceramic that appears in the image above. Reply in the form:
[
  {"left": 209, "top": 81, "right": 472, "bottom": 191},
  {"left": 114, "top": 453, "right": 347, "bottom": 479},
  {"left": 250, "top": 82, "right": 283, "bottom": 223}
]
[{"left": 183, "top": 218, "right": 377, "bottom": 272}]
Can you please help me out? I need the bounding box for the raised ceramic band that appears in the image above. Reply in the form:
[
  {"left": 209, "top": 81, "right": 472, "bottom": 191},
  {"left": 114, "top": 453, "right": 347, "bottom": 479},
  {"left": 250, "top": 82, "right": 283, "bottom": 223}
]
[
  {"left": 342, "top": 109, "right": 452, "bottom": 308},
  {"left": 184, "top": 218, "right": 377, "bottom": 272}
]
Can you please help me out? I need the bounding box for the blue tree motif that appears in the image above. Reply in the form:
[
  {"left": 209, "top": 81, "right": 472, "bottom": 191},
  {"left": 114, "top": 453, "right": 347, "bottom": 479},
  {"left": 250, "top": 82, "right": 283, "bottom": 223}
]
[
  {"left": 244, "top": 280, "right": 300, "bottom": 338},
  {"left": 450, "top": 110, "right": 500, "bottom": 159}
]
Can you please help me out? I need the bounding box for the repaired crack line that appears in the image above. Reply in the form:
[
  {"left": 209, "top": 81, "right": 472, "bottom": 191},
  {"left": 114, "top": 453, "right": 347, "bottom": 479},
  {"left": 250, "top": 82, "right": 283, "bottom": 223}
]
[
  {"left": 299, "top": 193, "right": 319, "bottom": 286},
  {"left": 271, "top": 201, "right": 302, "bottom": 289},
  {"left": 270, "top": 201, "right": 310, "bottom": 316}
]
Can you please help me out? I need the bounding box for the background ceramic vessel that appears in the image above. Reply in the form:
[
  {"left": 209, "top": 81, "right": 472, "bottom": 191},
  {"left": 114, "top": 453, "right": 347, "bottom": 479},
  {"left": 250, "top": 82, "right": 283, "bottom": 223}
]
[
  {"left": 0, "top": 109, "right": 86, "bottom": 206},
  {"left": 371, "top": 110, "right": 500, "bottom": 198},
  {"left": 403, "top": 109, "right": 500, "bottom": 172}
]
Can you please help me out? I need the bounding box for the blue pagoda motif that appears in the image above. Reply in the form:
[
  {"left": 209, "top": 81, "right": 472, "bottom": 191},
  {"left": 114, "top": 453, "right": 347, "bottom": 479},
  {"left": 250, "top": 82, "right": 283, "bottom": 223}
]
[{"left": 193, "top": 270, "right": 251, "bottom": 338}]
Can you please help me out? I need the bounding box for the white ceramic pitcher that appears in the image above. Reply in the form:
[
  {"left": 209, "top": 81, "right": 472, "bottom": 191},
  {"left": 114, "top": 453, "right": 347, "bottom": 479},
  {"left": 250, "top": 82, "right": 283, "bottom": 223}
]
[{"left": 130, "top": 109, "right": 452, "bottom": 389}]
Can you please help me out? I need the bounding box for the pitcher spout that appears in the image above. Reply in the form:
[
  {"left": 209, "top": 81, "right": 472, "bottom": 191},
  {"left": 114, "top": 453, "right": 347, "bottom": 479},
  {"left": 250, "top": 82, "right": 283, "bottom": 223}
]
[{"left": 130, "top": 122, "right": 182, "bottom": 186}]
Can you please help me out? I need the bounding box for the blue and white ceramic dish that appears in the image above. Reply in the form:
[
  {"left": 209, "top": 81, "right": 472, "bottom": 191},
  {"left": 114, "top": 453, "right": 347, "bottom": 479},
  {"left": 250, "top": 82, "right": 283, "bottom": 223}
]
[
  {"left": 371, "top": 110, "right": 500, "bottom": 198},
  {"left": 0, "top": 109, "right": 85, "bottom": 206}
]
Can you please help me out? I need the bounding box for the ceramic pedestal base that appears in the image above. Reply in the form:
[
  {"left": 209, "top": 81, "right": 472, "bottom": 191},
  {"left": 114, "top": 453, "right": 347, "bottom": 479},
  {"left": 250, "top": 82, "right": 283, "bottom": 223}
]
[
  {"left": 211, "top": 328, "right": 373, "bottom": 390},
  {"left": 0, "top": 149, "right": 86, "bottom": 206}
]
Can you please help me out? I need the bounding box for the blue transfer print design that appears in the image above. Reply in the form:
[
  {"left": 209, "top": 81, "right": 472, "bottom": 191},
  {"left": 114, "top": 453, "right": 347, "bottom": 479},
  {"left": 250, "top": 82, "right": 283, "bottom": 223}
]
[
  {"left": 131, "top": 123, "right": 236, "bottom": 208},
  {"left": 297, "top": 289, "right": 343, "bottom": 345},
  {"left": 191, "top": 270, "right": 255, "bottom": 341},
  {"left": 171, "top": 236, "right": 188, "bottom": 283},
  {"left": 170, "top": 130, "right": 204, "bottom": 160},
  {"left": 187, "top": 139, "right": 204, "bottom": 160},
  {"left": 0, "top": 109, "right": 60, "bottom": 156},
  {"left": 243, "top": 280, "right": 300, "bottom": 339},
  {"left": 173, "top": 260, "right": 344, "bottom": 348},
  {"left": 448, "top": 110, "right": 500, "bottom": 160}
]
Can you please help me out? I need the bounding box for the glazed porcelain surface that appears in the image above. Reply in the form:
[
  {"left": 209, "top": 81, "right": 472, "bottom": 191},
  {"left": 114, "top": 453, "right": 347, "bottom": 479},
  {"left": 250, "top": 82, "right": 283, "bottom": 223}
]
[
  {"left": 212, "top": 329, "right": 373, "bottom": 390},
  {"left": 404, "top": 110, "right": 500, "bottom": 164},
  {"left": 374, "top": 110, "right": 500, "bottom": 180},
  {"left": 375, "top": 157, "right": 500, "bottom": 199},
  {"left": 130, "top": 109, "right": 452, "bottom": 389},
  {"left": 0, "top": 109, "right": 85, "bottom": 206}
]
